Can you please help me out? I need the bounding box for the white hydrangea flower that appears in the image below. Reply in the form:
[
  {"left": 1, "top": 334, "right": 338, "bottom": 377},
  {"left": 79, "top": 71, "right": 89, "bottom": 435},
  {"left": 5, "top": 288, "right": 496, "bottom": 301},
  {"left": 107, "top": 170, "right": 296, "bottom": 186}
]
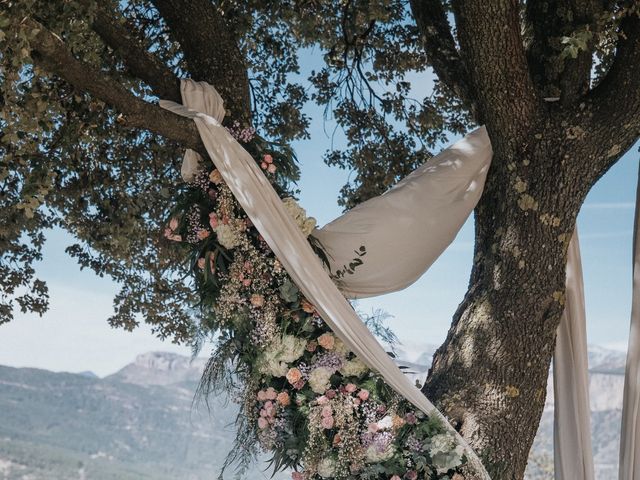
[
  {"left": 365, "top": 443, "right": 396, "bottom": 463},
  {"left": 279, "top": 335, "right": 307, "bottom": 363},
  {"left": 316, "top": 457, "right": 336, "bottom": 478},
  {"left": 308, "top": 367, "right": 333, "bottom": 394},
  {"left": 258, "top": 348, "right": 288, "bottom": 377},
  {"left": 282, "top": 197, "right": 317, "bottom": 237},
  {"left": 213, "top": 223, "right": 242, "bottom": 249},
  {"left": 333, "top": 338, "right": 351, "bottom": 357},
  {"left": 376, "top": 415, "right": 394, "bottom": 431},
  {"left": 426, "top": 433, "right": 465, "bottom": 473},
  {"left": 340, "top": 358, "right": 368, "bottom": 377}
]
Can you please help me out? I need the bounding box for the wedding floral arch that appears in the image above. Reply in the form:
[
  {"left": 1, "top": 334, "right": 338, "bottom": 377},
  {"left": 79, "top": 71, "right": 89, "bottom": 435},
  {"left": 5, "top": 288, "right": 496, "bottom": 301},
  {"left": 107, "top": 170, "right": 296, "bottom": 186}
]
[{"left": 160, "top": 80, "right": 489, "bottom": 480}]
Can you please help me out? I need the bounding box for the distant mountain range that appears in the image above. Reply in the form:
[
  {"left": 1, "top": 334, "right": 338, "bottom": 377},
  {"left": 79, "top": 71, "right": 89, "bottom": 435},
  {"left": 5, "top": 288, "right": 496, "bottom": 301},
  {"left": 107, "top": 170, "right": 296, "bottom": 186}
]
[{"left": 0, "top": 346, "right": 628, "bottom": 480}]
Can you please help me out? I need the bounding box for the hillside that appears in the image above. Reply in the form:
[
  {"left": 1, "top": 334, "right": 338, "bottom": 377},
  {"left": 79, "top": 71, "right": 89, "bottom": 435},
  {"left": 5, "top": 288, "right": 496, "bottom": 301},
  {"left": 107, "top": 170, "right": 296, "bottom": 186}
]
[
  {"left": 0, "top": 347, "right": 627, "bottom": 479},
  {"left": 0, "top": 354, "right": 283, "bottom": 480}
]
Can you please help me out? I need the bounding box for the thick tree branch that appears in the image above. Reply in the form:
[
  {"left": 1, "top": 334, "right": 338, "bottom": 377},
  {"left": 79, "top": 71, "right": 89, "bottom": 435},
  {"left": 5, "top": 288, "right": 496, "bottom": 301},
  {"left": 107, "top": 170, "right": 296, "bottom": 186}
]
[
  {"left": 588, "top": 12, "right": 640, "bottom": 175},
  {"left": 89, "top": 2, "right": 182, "bottom": 103},
  {"left": 150, "top": 0, "right": 252, "bottom": 123},
  {"left": 26, "top": 18, "right": 206, "bottom": 157},
  {"left": 452, "top": 0, "right": 540, "bottom": 152},
  {"left": 525, "top": 0, "right": 600, "bottom": 105},
  {"left": 409, "top": 0, "right": 476, "bottom": 118}
]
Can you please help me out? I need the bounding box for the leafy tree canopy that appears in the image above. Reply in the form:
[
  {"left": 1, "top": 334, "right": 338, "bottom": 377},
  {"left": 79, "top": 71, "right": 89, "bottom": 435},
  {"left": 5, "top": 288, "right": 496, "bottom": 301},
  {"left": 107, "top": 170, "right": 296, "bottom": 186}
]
[{"left": 0, "top": 0, "right": 635, "bottom": 342}]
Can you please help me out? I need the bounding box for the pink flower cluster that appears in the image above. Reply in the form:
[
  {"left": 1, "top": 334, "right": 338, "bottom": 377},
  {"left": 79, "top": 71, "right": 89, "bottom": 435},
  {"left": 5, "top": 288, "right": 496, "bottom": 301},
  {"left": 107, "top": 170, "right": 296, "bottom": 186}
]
[
  {"left": 258, "top": 400, "right": 276, "bottom": 430},
  {"left": 163, "top": 217, "right": 182, "bottom": 242},
  {"left": 226, "top": 121, "right": 256, "bottom": 143},
  {"left": 261, "top": 154, "right": 277, "bottom": 174},
  {"left": 257, "top": 387, "right": 291, "bottom": 429}
]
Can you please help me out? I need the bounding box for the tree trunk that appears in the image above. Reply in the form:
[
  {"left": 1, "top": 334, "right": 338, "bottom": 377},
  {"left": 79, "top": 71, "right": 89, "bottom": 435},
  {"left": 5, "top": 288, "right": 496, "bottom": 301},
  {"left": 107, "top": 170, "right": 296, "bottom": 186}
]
[{"left": 423, "top": 128, "right": 595, "bottom": 478}]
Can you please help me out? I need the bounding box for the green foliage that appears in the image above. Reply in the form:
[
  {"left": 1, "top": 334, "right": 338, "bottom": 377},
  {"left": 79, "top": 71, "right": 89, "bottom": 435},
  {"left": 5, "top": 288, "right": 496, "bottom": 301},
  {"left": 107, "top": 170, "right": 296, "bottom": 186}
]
[{"left": 0, "top": 0, "right": 629, "bottom": 342}]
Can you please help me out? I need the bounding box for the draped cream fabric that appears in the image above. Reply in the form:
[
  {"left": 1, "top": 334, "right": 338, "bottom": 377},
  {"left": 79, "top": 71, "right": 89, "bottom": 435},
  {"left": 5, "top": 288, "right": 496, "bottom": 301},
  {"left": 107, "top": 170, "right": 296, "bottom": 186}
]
[
  {"left": 159, "top": 79, "right": 491, "bottom": 479},
  {"left": 554, "top": 232, "right": 595, "bottom": 480},
  {"left": 313, "top": 127, "right": 492, "bottom": 298},
  {"left": 620, "top": 173, "right": 640, "bottom": 480}
]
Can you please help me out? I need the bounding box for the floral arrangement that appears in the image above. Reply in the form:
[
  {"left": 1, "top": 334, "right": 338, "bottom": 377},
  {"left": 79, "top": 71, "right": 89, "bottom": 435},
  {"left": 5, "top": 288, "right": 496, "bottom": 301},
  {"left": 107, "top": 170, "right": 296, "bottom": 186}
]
[{"left": 164, "top": 125, "right": 468, "bottom": 480}]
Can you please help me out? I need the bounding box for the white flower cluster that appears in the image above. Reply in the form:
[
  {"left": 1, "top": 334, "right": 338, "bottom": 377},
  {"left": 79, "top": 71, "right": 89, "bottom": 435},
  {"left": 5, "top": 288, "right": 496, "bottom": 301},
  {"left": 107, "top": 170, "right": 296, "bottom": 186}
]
[
  {"left": 425, "top": 433, "right": 465, "bottom": 474},
  {"left": 212, "top": 220, "right": 244, "bottom": 250},
  {"left": 308, "top": 366, "right": 333, "bottom": 394},
  {"left": 316, "top": 457, "right": 336, "bottom": 478},
  {"left": 365, "top": 443, "right": 396, "bottom": 463},
  {"left": 339, "top": 358, "right": 367, "bottom": 377},
  {"left": 282, "top": 197, "right": 317, "bottom": 237},
  {"left": 258, "top": 335, "right": 306, "bottom": 377}
]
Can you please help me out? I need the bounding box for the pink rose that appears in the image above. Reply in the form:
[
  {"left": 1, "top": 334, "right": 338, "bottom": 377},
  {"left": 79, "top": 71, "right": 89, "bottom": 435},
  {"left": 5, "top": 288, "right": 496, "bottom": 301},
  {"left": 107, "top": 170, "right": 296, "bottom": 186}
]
[
  {"left": 358, "top": 389, "right": 370, "bottom": 401},
  {"left": 243, "top": 279, "right": 252, "bottom": 287},
  {"left": 325, "top": 389, "right": 336, "bottom": 399},
  {"left": 317, "top": 333, "right": 335, "bottom": 350},
  {"left": 391, "top": 476, "right": 401, "bottom": 480},
  {"left": 208, "top": 212, "right": 218, "bottom": 229},
  {"left": 405, "top": 412, "right": 417, "bottom": 425},
  {"left": 301, "top": 299, "right": 315, "bottom": 313},
  {"left": 321, "top": 405, "right": 333, "bottom": 418},
  {"left": 257, "top": 390, "right": 267, "bottom": 401},
  {"left": 264, "top": 154, "right": 273, "bottom": 164},
  {"left": 345, "top": 383, "right": 357, "bottom": 393},
  {"left": 353, "top": 398, "right": 361, "bottom": 406},
  {"left": 209, "top": 169, "right": 222, "bottom": 184},
  {"left": 250, "top": 294, "right": 265, "bottom": 307},
  {"left": 293, "top": 379, "right": 306, "bottom": 390},
  {"left": 267, "top": 163, "right": 277, "bottom": 173},
  {"left": 306, "top": 341, "right": 317, "bottom": 352},
  {"left": 406, "top": 471, "right": 418, "bottom": 480},
  {"left": 316, "top": 395, "right": 329, "bottom": 405},
  {"left": 277, "top": 392, "right": 290, "bottom": 406},
  {"left": 286, "top": 368, "right": 302, "bottom": 385},
  {"left": 261, "top": 162, "right": 268, "bottom": 170},
  {"left": 292, "top": 472, "right": 304, "bottom": 480},
  {"left": 321, "top": 415, "right": 334, "bottom": 429},
  {"left": 368, "top": 422, "right": 379, "bottom": 433},
  {"left": 257, "top": 417, "right": 268, "bottom": 429},
  {"left": 265, "top": 388, "right": 277, "bottom": 400},
  {"left": 196, "top": 229, "right": 210, "bottom": 240}
]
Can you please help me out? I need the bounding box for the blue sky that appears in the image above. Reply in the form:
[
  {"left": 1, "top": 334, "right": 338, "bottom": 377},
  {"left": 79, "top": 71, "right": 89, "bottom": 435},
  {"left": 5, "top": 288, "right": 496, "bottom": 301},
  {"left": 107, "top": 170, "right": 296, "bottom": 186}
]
[{"left": 1, "top": 51, "right": 639, "bottom": 376}]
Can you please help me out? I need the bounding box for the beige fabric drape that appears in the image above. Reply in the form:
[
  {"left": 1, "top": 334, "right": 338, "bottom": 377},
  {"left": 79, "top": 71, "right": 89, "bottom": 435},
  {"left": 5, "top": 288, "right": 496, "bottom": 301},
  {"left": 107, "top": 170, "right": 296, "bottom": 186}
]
[
  {"left": 159, "top": 79, "right": 491, "bottom": 479},
  {"left": 313, "top": 128, "right": 492, "bottom": 298},
  {"left": 620, "top": 170, "right": 640, "bottom": 480},
  {"left": 554, "top": 231, "right": 595, "bottom": 480}
]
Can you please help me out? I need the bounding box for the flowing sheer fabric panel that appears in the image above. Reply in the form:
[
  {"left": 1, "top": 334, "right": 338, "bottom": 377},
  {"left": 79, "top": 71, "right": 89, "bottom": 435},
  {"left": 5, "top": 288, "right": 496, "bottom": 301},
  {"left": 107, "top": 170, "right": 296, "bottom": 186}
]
[
  {"left": 159, "top": 79, "right": 491, "bottom": 479},
  {"left": 620, "top": 170, "right": 640, "bottom": 480},
  {"left": 554, "top": 231, "right": 595, "bottom": 480},
  {"left": 313, "top": 128, "right": 492, "bottom": 298}
]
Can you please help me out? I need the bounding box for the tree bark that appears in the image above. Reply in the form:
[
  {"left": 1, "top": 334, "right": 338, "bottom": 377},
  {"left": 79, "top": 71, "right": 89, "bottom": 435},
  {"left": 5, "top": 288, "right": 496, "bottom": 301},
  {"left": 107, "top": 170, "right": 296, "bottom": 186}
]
[{"left": 423, "top": 132, "right": 581, "bottom": 479}]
